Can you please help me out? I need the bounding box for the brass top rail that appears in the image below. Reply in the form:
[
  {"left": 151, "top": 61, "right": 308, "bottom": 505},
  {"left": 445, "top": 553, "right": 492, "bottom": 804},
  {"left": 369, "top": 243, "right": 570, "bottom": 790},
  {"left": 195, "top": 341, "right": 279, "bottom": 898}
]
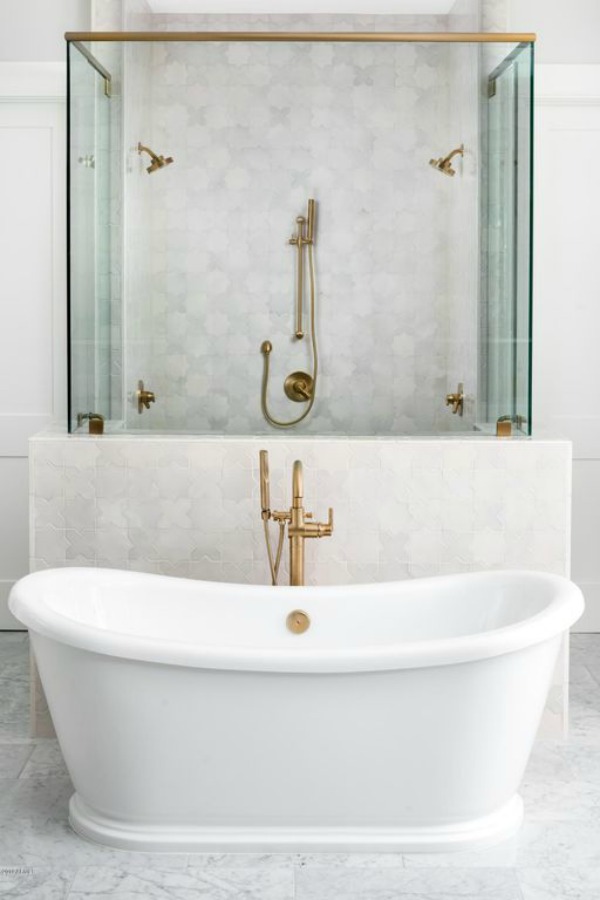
[{"left": 65, "top": 31, "right": 536, "bottom": 43}]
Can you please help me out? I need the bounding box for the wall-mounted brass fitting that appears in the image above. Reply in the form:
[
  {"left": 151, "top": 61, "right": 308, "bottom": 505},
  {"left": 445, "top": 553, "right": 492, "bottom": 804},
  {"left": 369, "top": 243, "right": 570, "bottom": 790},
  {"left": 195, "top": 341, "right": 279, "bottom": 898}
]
[
  {"left": 445, "top": 383, "right": 464, "bottom": 416},
  {"left": 284, "top": 371, "right": 314, "bottom": 402},
  {"left": 259, "top": 451, "right": 333, "bottom": 587},
  {"left": 137, "top": 142, "right": 173, "bottom": 174},
  {"left": 76, "top": 412, "right": 105, "bottom": 435},
  {"left": 430, "top": 144, "right": 465, "bottom": 177},
  {"left": 137, "top": 380, "right": 156, "bottom": 414},
  {"left": 496, "top": 416, "right": 512, "bottom": 437}
]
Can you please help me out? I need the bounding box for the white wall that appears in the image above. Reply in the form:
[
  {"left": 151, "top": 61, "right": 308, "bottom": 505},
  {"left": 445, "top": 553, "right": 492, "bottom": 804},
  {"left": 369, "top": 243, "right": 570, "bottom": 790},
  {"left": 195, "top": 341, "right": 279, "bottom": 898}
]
[
  {"left": 532, "top": 67, "right": 600, "bottom": 631},
  {"left": 0, "top": 0, "right": 90, "bottom": 63},
  {"left": 510, "top": 1, "right": 600, "bottom": 632},
  {"left": 0, "top": 84, "right": 66, "bottom": 627},
  {"left": 510, "top": 0, "right": 600, "bottom": 64},
  {"left": 0, "top": 0, "right": 81, "bottom": 627}
]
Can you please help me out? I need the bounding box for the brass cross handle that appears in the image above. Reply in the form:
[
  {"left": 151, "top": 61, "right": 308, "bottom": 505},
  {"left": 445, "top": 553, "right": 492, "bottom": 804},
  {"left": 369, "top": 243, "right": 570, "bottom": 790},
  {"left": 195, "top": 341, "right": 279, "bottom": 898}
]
[
  {"left": 137, "top": 380, "right": 156, "bottom": 414},
  {"left": 445, "top": 383, "right": 464, "bottom": 416}
]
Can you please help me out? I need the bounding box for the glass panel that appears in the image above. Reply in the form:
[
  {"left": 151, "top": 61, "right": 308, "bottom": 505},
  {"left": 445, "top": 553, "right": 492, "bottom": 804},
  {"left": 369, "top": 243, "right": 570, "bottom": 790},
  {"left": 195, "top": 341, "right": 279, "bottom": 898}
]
[
  {"left": 67, "top": 37, "right": 534, "bottom": 438},
  {"left": 479, "top": 42, "right": 534, "bottom": 435},
  {"left": 68, "top": 43, "right": 112, "bottom": 431}
]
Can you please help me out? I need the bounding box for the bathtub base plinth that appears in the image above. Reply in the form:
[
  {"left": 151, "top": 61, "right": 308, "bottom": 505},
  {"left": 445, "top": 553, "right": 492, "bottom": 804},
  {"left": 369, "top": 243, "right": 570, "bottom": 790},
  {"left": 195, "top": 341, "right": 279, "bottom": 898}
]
[{"left": 69, "top": 793, "right": 524, "bottom": 854}]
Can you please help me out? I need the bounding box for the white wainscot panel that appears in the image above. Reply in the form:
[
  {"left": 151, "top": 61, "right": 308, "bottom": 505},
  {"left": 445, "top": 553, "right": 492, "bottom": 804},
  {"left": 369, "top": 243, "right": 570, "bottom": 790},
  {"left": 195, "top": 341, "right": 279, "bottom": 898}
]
[
  {"left": 533, "top": 66, "right": 600, "bottom": 631},
  {"left": 534, "top": 101, "right": 600, "bottom": 456},
  {"left": 0, "top": 459, "right": 29, "bottom": 628},
  {"left": 0, "top": 98, "right": 66, "bottom": 629},
  {"left": 572, "top": 460, "right": 600, "bottom": 631}
]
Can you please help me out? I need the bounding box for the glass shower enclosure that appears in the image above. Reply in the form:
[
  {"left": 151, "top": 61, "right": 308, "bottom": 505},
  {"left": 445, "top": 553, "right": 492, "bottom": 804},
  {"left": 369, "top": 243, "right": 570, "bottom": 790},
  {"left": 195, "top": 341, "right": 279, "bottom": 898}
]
[{"left": 67, "top": 32, "right": 534, "bottom": 437}]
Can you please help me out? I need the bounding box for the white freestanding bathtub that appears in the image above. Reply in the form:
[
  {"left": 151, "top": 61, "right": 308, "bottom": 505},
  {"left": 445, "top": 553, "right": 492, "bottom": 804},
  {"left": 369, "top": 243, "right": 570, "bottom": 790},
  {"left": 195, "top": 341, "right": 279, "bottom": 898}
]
[{"left": 9, "top": 567, "right": 583, "bottom": 852}]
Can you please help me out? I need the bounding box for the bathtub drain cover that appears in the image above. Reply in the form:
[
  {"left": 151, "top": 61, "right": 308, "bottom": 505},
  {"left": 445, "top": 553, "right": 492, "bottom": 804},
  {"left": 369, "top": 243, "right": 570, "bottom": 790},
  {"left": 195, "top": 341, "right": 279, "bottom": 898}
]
[{"left": 286, "top": 610, "right": 310, "bottom": 634}]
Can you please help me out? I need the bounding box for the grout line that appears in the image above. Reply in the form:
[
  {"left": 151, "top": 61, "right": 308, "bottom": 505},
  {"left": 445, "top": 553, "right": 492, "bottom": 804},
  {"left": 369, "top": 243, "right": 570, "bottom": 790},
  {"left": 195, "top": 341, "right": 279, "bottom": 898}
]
[{"left": 15, "top": 745, "right": 34, "bottom": 779}]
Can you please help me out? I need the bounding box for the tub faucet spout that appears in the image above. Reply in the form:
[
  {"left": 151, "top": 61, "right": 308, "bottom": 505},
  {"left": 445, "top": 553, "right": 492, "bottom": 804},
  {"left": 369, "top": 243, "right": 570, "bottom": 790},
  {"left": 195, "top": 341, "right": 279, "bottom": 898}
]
[{"left": 260, "top": 452, "right": 333, "bottom": 586}]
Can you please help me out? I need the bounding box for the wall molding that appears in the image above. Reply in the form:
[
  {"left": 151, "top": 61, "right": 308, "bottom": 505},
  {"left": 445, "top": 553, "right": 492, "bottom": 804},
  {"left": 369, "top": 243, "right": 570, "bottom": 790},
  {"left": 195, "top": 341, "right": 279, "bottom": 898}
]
[
  {"left": 0, "top": 416, "right": 54, "bottom": 458},
  {"left": 575, "top": 584, "right": 600, "bottom": 631},
  {"left": 0, "top": 62, "right": 66, "bottom": 102},
  {"left": 534, "top": 64, "right": 600, "bottom": 632},
  {"left": 0, "top": 100, "right": 67, "bottom": 631},
  {"left": 536, "top": 63, "right": 600, "bottom": 106},
  {"left": 0, "top": 581, "right": 20, "bottom": 629}
]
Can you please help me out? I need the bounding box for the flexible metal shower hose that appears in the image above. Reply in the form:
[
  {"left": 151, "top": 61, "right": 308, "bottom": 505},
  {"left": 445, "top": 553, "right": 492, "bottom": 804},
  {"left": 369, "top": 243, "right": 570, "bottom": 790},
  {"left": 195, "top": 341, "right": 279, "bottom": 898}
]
[{"left": 261, "top": 244, "right": 318, "bottom": 429}]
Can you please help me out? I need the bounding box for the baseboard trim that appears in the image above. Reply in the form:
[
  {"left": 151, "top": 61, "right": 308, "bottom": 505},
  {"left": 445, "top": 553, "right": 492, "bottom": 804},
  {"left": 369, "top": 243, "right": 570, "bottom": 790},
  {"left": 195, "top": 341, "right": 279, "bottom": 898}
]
[
  {"left": 573, "top": 582, "right": 600, "bottom": 632},
  {"left": 0, "top": 62, "right": 66, "bottom": 101},
  {"left": 0, "top": 581, "right": 25, "bottom": 630}
]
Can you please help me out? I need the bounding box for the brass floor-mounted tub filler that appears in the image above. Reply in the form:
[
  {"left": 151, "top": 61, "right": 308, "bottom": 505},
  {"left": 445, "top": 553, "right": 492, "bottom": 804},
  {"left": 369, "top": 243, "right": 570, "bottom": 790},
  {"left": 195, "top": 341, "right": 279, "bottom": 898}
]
[
  {"left": 260, "top": 198, "right": 318, "bottom": 428},
  {"left": 259, "top": 450, "right": 333, "bottom": 588}
]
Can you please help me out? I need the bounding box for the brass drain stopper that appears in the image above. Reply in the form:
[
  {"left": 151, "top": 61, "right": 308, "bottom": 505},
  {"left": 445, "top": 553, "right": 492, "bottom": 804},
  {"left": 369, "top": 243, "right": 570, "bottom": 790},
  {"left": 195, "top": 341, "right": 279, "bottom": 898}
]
[{"left": 286, "top": 610, "right": 310, "bottom": 634}]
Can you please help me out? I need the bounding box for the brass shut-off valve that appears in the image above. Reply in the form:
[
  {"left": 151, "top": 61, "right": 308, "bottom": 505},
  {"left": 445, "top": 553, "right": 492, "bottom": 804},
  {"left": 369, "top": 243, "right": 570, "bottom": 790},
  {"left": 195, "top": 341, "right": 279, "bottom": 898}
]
[
  {"left": 445, "top": 383, "right": 464, "bottom": 416},
  {"left": 137, "top": 380, "right": 156, "bottom": 414}
]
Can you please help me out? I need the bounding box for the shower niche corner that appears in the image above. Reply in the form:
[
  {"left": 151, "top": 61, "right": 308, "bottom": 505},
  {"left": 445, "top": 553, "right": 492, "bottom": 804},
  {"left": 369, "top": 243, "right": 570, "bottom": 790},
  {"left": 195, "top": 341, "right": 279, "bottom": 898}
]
[{"left": 67, "top": 31, "right": 534, "bottom": 438}]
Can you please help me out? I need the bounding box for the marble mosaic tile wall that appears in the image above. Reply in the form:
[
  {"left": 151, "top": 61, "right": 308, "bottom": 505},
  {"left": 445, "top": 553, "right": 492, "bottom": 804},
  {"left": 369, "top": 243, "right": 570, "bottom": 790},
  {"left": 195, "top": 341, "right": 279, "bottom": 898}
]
[
  {"left": 31, "top": 435, "right": 571, "bottom": 584},
  {"left": 121, "top": 13, "right": 481, "bottom": 436}
]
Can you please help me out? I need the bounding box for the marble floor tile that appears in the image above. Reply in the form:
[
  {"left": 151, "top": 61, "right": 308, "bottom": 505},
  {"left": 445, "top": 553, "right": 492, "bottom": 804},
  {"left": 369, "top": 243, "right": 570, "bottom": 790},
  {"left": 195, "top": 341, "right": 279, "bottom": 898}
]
[
  {"left": 0, "top": 866, "right": 74, "bottom": 899},
  {"left": 67, "top": 862, "right": 295, "bottom": 899},
  {"left": 294, "top": 865, "right": 523, "bottom": 899},
  {"left": 20, "top": 741, "right": 68, "bottom": 780},
  {"left": 570, "top": 634, "right": 600, "bottom": 657},
  {"left": 294, "top": 852, "right": 406, "bottom": 869},
  {"left": 567, "top": 682, "right": 600, "bottom": 740},
  {"left": 518, "top": 867, "right": 600, "bottom": 900},
  {"left": 405, "top": 817, "right": 600, "bottom": 870},
  {"left": 0, "top": 633, "right": 597, "bottom": 896},
  {"left": 0, "top": 775, "right": 73, "bottom": 825},
  {"left": 569, "top": 660, "right": 598, "bottom": 688},
  {"left": 0, "top": 743, "right": 32, "bottom": 778},
  {"left": 0, "top": 674, "right": 30, "bottom": 742},
  {"left": 0, "top": 633, "right": 28, "bottom": 658},
  {"left": 514, "top": 821, "right": 600, "bottom": 868},
  {"left": 581, "top": 661, "right": 600, "bottom": 688},
  {"left": 401, "top": 839, "right": 521, "bottom": 870},
  {"left": 0, "top": 818, "right": 190, "bottom": 871},
  {"left": 521, "top": 740, "right": 600, "bottom": 822}
]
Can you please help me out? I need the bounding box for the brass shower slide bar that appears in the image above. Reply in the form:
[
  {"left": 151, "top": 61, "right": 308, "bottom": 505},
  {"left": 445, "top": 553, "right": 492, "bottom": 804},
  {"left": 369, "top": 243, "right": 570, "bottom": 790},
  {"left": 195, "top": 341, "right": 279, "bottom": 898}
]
[{"left": 66, "top": 32, "right": 536, "bottom": 43}]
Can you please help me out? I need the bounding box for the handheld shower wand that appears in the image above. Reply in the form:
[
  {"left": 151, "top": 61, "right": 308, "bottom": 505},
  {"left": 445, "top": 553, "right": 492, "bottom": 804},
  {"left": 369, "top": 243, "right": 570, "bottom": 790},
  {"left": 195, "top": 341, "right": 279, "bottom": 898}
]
[{"left": 259, "top": 449, "right": 286, "bottom": 585}]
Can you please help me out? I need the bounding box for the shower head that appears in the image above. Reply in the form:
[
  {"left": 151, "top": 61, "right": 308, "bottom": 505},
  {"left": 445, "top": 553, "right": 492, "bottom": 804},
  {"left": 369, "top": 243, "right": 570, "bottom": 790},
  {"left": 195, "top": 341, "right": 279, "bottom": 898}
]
[
  {"left": 429, "top": 144, "right": 464, "bottom": 177},
  {"left": 137, "top": 142, "right": 174, "bottom": 174}
]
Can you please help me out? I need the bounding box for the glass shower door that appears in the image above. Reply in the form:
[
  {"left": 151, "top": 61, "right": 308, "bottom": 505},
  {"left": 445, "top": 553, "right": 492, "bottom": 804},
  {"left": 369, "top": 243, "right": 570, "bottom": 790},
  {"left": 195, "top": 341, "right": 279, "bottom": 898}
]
[
  {"left": 480, "top": 43, "right": 533, "bottom": 435},
  {"left": 68, "top": 43, "right": 112, "bottom": 431}
]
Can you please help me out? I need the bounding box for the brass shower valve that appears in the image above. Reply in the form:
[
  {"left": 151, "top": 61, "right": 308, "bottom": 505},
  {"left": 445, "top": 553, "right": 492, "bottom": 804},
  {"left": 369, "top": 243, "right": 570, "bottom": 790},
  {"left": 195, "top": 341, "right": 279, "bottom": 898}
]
[
  {"left": 445, "top": 383, "right": 464, "bottom": 416},
  {"left": 137, "top": 380, "right": 156, "bottom": 414}
]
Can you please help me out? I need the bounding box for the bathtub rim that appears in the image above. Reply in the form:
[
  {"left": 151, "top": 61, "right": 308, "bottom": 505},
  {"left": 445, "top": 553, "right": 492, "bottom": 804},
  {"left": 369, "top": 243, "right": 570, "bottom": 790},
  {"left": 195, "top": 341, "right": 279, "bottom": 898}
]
[{"left": 10, "top": 568, "right": 584, "bottom": 673}]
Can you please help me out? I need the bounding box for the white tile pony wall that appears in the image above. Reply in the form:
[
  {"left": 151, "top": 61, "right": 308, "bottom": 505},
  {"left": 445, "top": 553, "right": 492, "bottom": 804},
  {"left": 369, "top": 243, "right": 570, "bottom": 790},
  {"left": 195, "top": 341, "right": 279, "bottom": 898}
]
[{"left": 31, "top": 435, "right": 570, "bottom": 584}]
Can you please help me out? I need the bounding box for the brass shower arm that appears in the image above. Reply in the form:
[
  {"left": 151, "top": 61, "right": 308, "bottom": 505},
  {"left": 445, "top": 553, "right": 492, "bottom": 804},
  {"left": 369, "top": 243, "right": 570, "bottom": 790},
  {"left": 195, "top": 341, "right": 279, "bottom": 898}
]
[
  {"left": 429, "top": 143, "right": 465, "bottom": 176},
  {"left": 137, "top": 142, "right": 160, "bottom": 163},
  {"left": 137, "top": 142, "right": 174, "bottom": 173},
  {"left": 441, "top": 145, "right": 465, "bottom": 166}
]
